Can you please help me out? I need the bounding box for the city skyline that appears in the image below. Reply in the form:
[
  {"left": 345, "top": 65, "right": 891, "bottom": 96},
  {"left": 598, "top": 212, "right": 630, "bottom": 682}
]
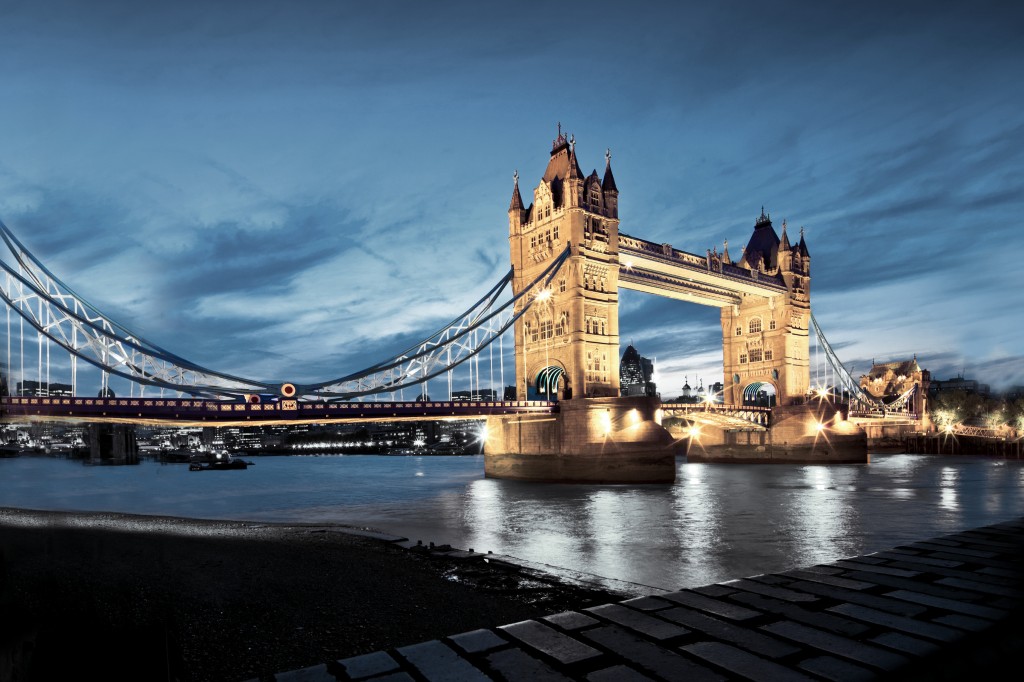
[{"left": 1, "top": 0, "right": 1022, "bottom": 397}]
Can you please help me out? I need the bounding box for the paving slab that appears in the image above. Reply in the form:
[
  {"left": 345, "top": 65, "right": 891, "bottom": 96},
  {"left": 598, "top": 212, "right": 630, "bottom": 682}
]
[{"left": 270, "top": 517, "right": 1024, "bottom": 682}]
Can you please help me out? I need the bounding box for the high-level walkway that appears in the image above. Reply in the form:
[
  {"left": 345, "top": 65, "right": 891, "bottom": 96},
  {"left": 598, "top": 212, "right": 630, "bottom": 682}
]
[{"left": 266, "top": 518, "right": 1024, "bottom": 681}]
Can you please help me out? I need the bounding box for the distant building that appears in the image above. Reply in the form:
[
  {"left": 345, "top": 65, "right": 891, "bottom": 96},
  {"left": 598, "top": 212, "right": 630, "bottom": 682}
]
[
  {"left": 619, "top": 344, "right": 656, "bottom": 397},
  {"left": 860, "top": 357, "right": 930, "bottom": 414},
  {"left": 451, "top": 388, "right": 498, "bottom": 402},
  {"left": 672, "top": 377, "right": 722, "bottom": 404},
  {"left": 16, "top": 380, "right": 73, "bottom": 397},
  {"left": 928, "top": 374, "right": 991, "bottom": 398}
]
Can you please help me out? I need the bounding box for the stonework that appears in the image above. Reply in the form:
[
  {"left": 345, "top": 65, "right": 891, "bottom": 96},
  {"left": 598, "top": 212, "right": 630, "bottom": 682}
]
[
  {"left": 720, "top": 213, "right": 811, "bottom": 407},
  {"left": 509, "top": 133, "right": 812, "bottom": 409},
  {"left": 860, "top": 357, "right": 930, "bottom": 416},
  {"left": 484, "top": 396, "right": 676, "bottom": 483},
  {"left": 489, "top": 129, "right": 865, "bottom": 479},
  {"left": 508, "top": 130, "right": 621, "bottom": 400}
]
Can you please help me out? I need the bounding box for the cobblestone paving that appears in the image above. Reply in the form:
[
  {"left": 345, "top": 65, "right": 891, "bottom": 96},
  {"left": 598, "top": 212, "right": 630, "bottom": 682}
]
[{"left": 265, "top": 518, "right": 1024, "bottom": 681}]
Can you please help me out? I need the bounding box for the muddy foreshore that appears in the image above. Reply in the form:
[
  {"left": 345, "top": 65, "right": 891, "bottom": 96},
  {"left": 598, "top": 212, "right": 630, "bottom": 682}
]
[{"left": 0, "top": 508, "right": 625, "bottom": 682}]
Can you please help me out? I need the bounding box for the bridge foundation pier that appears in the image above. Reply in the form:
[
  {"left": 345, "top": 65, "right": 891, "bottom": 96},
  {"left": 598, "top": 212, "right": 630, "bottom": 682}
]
[
  {"left": 683, "top": 402, "right": 868, "bottom": 463},
  {"left": 87, "top": 424, "right": 139, "bottom": 465},
  {"left": 484, "top": 396, "right": 677, "bottom": 483}
]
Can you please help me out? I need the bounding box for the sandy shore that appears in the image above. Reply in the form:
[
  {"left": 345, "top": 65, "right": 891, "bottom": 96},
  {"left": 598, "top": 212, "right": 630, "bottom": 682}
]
[{"left": 0, "top": 508, "right": 624, "bottom": 682}]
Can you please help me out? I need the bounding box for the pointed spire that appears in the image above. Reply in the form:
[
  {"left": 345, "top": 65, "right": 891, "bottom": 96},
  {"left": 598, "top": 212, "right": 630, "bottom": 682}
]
[
  {"left": 798, "top": 225, "right": 810, "bottom": 257},
  {"left": 567, "top": 137, "right": 582, "bottom": 180},
  {"left": 722, "top": 238, "right": 731, "bottom": 263},
  {"left": 509, "top": 169, "right": 524, "bottom": 212},
  {"left": 602, "top": 147, "right": 618, "bottom": 193},
  {"left": 780, "top": 219, "right": 791, "bottom": 250},
  {"left": 551, "top": 121, "right": 568, "bottom": 153}
]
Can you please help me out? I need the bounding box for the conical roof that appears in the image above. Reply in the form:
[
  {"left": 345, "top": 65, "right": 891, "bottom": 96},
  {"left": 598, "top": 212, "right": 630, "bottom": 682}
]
[{"left": 602, "top": 149, "right": 617, "bottom": 193}]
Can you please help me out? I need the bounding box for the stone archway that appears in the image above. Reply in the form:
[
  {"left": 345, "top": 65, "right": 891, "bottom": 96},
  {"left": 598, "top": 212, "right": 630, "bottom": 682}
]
[
  {"left": 742, "top": 381, "right": 777, "bottom": 408},
  {"left": 535, "top": 365, "right": 565, "bottom": 401}
]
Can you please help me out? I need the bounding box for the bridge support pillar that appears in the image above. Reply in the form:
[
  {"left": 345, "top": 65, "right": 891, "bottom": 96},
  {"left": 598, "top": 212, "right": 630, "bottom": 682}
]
[
  {"left": 683, "top": 402, "right": 867, "bottom": 463},
  {"left": 484, "top": 396, "right": 677, "bottom": 483},
  {"left": 87, "top": 423, "right": 139, "bottom": 465}
]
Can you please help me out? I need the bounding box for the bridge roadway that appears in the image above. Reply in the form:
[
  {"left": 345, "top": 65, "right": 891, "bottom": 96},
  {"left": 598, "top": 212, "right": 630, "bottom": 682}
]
[
  {"left": 0, "top": 396, "right": 557, "bottom": 426},
  {"left": 268, "top": 517, "right": 1024, "bottom": 682}
]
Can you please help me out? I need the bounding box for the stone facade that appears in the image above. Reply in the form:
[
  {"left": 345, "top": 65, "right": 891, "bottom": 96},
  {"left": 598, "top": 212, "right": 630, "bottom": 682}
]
[
  {"left": 720, "top": 212, "right": 811, "bottom": 407},
  {"left": 860, "top": 357, "right": 930, "bottom": 415},
  {"left": 508, "top": 128, "right": 620, "bottom": 400}
]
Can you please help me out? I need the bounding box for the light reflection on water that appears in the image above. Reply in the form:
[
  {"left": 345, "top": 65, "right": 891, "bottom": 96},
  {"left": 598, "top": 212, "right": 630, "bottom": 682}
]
[{"left": 2, "top": 453, "right": 1023, "bottom": 591}]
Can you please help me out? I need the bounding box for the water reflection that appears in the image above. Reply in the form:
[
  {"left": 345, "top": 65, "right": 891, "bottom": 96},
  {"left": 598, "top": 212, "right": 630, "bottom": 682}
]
[
  {"left": 2, "top": 454, "right": 1023, "bottom": 592},
  {"left": 940, "top": 466, "right": 959, "bottom": 512}
]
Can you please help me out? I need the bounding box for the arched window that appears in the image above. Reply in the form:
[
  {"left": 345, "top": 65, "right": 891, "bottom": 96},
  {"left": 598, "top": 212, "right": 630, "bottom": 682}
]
[
  {"left": 555, "top": 312, "right": 568, "bottom": 336},
  {"left": 749, "top": 318, "right": 762, "bottom": 334}
]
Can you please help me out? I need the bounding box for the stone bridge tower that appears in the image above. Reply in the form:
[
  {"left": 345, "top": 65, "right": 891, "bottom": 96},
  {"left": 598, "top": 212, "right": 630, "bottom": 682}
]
[
  {"left": 509, "top": 127, "right": 621, "bottom": 400},
  {"left": 720, "top": 211, "right": 811, "bottom": 406}
]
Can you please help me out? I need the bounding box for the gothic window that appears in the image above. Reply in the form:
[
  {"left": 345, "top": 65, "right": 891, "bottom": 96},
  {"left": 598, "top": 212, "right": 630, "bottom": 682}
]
[
  {"left": 769, "top": 319, "right": 777, "bottom": 331},
  {"left": 540, "top": 319, "right": 553, "bottom": 340},
  {"left": 764, "top": 348, "right": 773, "bottom": 361},
  {"left": 749, "top": 348, "right": 763, "bottom": 363},
  {"left": 559, "top": 278, "right": 566, "bottom": 292},
  {"left": 545, "top": 207, "right": 551, "bottom": 218},
  {"left": 599, "top": 278, "right": 605, "bottom": 292},
  {"left": 527, "top": 321, "right": 537, "bottom": 343},
  {"left": 545, "top": 229, "right": 551, "bottom": 244},
  {"left": 740, "top": 353, "right": 748, "bottom": 364},
  {"left": 555, "top": 312, "right": 568, "bottom": 336},
  {"left": 553, "top": 225, "right": 559, "bottom": 241},
  {"left": 530, "top": 236, "right": 536, "bottom": 249},
  {"left": 749, "top": 318, "right": 762, "bottom": 334},
  {"left": 735, "top": 326, "right": 742, "bottom": 336},
  {"left": 599, "top": 320, "right": 606, "bottom": 335}
]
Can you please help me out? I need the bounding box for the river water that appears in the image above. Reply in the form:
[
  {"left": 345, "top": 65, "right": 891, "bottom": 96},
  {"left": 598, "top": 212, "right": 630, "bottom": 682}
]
[{"left": 2, "top": 453, "right": 1022, "bottom": 592}]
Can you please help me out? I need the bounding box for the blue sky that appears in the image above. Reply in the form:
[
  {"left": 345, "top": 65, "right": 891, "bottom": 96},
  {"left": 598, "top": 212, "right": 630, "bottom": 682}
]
[{"left": 1, "top": 0, "right": 1022, "bottom": 397}]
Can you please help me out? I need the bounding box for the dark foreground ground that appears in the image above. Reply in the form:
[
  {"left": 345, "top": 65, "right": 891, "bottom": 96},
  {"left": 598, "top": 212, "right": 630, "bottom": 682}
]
[{"left": 0, "top": 508, "right": 623, "bottom": 682}]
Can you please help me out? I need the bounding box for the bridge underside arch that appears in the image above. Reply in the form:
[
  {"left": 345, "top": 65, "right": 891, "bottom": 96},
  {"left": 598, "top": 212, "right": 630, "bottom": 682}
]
[
  {"left": 532, "top": 365, "right": 565, "bottom": 401},
  {"left": 742, "top": 381, "right": 777, "bottom": 408}
]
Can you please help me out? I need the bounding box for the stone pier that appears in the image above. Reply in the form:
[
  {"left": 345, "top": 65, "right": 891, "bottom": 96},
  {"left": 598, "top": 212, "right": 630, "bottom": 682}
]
[
  {"left": 86, "top": 423, "right": 139, "bottom": 464},
  {"left": 484, "top": 396, "right": 677, "bottom": 483},
  {"left": 678, "top": 402, "right": 869, "bottom": 464}
]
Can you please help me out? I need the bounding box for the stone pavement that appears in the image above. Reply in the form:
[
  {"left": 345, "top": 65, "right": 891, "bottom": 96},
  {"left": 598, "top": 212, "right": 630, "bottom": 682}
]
[{"left": 265, "top": 518, "right": 1024, "bottom": 681}]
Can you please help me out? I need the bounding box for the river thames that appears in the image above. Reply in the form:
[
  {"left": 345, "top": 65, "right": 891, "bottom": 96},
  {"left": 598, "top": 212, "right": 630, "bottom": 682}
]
[{"left": 2, "top": 453, "right": 1022, "bottom": 592}]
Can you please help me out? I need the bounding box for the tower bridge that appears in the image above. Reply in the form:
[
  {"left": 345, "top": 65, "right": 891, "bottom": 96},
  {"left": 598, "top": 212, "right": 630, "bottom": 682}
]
[{"left": 1, "top": 129, "right": 878, "bottom": 480}]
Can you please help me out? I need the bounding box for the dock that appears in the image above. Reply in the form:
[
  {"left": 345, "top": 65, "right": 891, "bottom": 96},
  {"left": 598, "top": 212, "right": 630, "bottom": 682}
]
[{"left": 266, "top": 517, "right": 1024, "bottom": 681}]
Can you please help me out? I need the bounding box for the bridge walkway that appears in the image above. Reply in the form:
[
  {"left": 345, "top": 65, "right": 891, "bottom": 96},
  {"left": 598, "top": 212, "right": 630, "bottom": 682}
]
[{"left": 267, "top": 517, "right": 1024, "bottom": 681}]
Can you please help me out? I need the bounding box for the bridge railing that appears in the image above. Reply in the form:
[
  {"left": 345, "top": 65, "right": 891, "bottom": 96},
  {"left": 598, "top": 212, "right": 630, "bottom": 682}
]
[
  {"left": 660, "top": 402, "right": 772, "bottom": 427},
  {"left": 0, "top": 396, "right": 559, "bottom": 421}
]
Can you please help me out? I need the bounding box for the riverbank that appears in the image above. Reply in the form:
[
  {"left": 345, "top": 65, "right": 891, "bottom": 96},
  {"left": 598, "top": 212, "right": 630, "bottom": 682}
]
[{"left": 0, "top": 508, "right": 623, "bottom": 682}]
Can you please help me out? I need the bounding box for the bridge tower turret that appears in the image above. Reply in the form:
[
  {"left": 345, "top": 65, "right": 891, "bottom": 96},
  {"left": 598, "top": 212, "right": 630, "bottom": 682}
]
[
  {"left": 721, "top": 212, "right": 811, "bottom": 406},
  {"left": 510, "top": 127, "right": 621, "bottom": 400}
]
